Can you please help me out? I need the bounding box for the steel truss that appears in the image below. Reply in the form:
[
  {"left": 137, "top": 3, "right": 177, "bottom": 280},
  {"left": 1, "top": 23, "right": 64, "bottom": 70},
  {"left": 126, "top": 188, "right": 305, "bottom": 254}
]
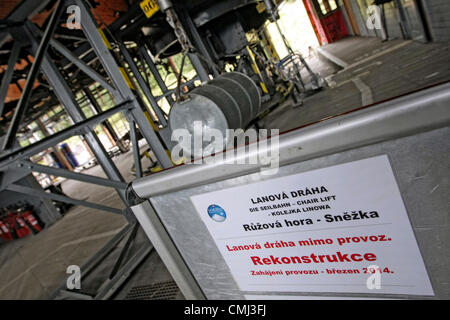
[
  {"left": 0, "top": 0, "right": 180, "bottom": 214},
  {"left": 0, "top": 0, "right": 199, "bottom": 300},
  {"left": 0, "top": 0, "right": 270, "bottom": 300}
]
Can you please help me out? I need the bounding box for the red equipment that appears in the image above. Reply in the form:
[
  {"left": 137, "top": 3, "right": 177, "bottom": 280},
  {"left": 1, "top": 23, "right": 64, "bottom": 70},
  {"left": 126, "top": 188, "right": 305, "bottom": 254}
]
[
  {"left": 20, "top": 209, "right": 43, "bottom": 233},
  {"left": 3, "top": 211, "right": 31, "bottom": 239},
  {"left": 13, "top": 214, "right": 31, "bottom": 238},
  {"left": 0, "top": 203, "right": 43, "bottom": 242},
  {"left": 0, "top": 219, "right": 13, "bottom": 242}
]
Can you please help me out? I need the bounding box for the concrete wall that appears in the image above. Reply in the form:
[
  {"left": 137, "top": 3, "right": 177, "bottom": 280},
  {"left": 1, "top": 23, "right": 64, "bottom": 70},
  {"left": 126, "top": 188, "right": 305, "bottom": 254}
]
[
  {"left": 351, "top": 0, "right": 403, "bottom": 40},
  {"left": 383, "top": 2, "right": 405, "bottom": 40},
  {"left": 420, "top": 0, "right": 450, "bottom": 42},
  {"left": 349, "top": 0, "right": 435, "bottom": 42}
]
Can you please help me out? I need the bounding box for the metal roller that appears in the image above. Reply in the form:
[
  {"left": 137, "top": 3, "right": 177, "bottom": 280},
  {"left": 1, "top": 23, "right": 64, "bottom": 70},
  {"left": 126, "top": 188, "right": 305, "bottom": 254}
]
[
  {"left": 169, "top": 93, "right": 229, "bottom": 157},
  {"left": 168, "top": 72, "right": 262, "bottom": 158},
  {"left": 220, "top": 72, "right": 261, "bottom": 117},
  {"left": 193, "top": 85, "right": 243, "bottom": 129},
  {"left": 207, "top": 77, "right": 253, "bottom": 125}
]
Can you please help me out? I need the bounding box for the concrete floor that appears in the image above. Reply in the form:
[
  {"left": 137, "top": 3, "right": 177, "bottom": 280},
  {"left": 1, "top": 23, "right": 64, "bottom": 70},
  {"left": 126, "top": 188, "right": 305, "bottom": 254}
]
[
  {"left": 0, "top": 36, "right": 448, "bottom": 300},
  {"left": 261, "top": 37, "right": 450, "bottom": 131},
  {"left": 0, "top": 143, "right": 166, "bottom": 299}
]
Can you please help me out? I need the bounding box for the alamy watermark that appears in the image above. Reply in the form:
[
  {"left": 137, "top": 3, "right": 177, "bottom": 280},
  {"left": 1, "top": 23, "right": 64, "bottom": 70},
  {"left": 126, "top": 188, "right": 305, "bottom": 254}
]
[
  {"left": 66, "top": 5, "right": 81, "bottom": 30},
  {"left": 171, "top": 122, "right": 280, "bottom": 176},
  {"left": 66, "top": 265, "right": 81, "bottom": 290},
  {"left": 366, "top": 5, "right": 383, "bottom": 30},
  {"left": 366, "top": 264, "right": 382, "bottom": 290}
]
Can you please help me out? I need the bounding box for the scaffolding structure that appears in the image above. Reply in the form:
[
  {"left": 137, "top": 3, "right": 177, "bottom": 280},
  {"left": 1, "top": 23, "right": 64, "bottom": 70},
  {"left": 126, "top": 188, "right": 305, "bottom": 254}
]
[
  {"left": 0, "top": 0, "right": 206, "bottom": 299},
  {"left": 0, "top": 0, "right": 324, "bottom": 299}
]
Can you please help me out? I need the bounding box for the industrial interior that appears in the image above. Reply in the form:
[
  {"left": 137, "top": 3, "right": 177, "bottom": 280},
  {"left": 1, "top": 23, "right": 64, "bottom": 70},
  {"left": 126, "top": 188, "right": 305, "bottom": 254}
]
[{"left": 0, "top": 0, "right": 448, "bottom": 300}]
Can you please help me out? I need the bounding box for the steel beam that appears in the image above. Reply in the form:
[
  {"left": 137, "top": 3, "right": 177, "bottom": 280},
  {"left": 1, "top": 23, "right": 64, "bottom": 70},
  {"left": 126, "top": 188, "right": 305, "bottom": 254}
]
[
  {"left": 0, "top": 41, "right": 21, "bottom": 117},
  {"left": 138, "top": 45, "right": 174, "bottom": 105},
  {"left": 118, "top": 40, "right": 168, "bottom": 127},
  {"left": 94, "top": 245, "right": 153, "bottom": 300},
  {"left": 74, "top": 0, "right": 172, "bottom": 169},
  {"left": 75, "top": 223, "right": 133, "bottom": 276},
  {"left": 23, "top": 23, "right": 129, "bottom": 203},
  {"left": 108, "top": 223, "right": 140, "bottom": 279},
  {"left": 2, "top": 1, "right": 65, "bottom": 151},
  {"left": 0, "top": 0, "right": 52, "bottom": 47},
  {"left": 17, "top": 160, "right": 128, "bottom": 190},
  {"left": 0, "top": 100, "right": 131, "bottom": 169},
  {"left": 47, "top": 36, "right": 119, "bottom": 96},
  {"left": 129, "top": 118, "right": 142, "bottom": 178},
  {"left": 187, "top": 54, "right": 211, "bottom": 83},
  {"left": 35, "top": 117, "right": 74, "bottom": 171},
  {"left": 179, "top": 8, "right": 217, "bottom": 79},
  {"left": 28, "top": 24, "right": 118, "bottom": 95},
  {"left": 6, "top": 184, "right": 123, "bottom": 215},
  {"left": 83, "top": 88, "right": 121, "bottom": 143}
]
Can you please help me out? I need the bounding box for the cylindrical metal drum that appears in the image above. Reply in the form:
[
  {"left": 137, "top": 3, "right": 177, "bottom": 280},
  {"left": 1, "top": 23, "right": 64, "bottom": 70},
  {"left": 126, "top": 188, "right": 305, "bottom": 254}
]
[
  {"left": 169, "top": 93, "right": 229, "bottom": 158},
  {"left": 168, "top": 72, "right": 261, "bottom": 158},
  {"left": 207, "top": 78, "right": 253, "bottom": 125},
  {"left": 220, "top": 72, "right": 261, "bottom": 117},
  {"left": 193, "top": 85, "right": 243, "bottom": 129}
]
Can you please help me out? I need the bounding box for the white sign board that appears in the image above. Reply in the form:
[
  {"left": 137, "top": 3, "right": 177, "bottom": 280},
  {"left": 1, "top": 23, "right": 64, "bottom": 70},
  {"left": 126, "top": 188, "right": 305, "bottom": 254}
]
[{"left": 190, "top": 155, "right": 434, "bottom": 296}]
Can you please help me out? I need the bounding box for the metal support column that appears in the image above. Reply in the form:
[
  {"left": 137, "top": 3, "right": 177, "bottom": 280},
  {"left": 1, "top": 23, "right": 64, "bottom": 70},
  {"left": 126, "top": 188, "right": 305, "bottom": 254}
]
[
  {"left": 22, "top": 23, "right": 129, "bottom": 203},
  {"left": 138, "top": 44, "right": 174, "bottom": 105},
  {"left": 178, "top": 8, "right": 218, "bottom": 79},
  {"left": 17, "top": 160, "right": 128, "bottom": 190},
  {"left": 35, "top": 117, "right": 74, "bottom": 171},
  {"left": 83, "top": 88, "right": 121, "bottom": 143},
  {"left": 74, "top": 0, "right": 172, "bottom": 169},
  {"left": 128, "top": 118, "right": 142, "bottom": 178},
  {"left": 0, "top": 100, "right": 132, "bottom": 169},
  {"left": 117, "top": 39, "right": 168, "bottom": 127},
  {"left": 22, "top": 174, "right": 62, "bottom": 224},
  {"left": 0, "top": 41, "right": 21, "bottom": 117},
  {"left": 7, "top": 184, "right": 123, "bottom": 215},
  {"left": 2, "top": 0, "right": 64, "bottom": 150}
]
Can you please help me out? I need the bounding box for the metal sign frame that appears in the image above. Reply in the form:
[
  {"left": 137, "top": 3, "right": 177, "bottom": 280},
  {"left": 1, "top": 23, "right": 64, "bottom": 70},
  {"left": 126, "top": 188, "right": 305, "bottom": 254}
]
[{"left": 129, "top": 82, "right": 450, "bottom": 299}]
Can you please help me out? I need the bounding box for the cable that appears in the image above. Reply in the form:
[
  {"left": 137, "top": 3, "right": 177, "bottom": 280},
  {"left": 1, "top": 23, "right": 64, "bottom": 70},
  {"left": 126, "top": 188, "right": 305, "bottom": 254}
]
[{"left": 176, "top": 52, "right": 187, "bottom": 102}]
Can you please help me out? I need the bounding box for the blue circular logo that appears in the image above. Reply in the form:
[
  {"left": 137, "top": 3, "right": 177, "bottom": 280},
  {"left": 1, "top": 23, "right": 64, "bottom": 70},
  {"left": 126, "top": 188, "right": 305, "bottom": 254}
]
[{"left": 207, "top": 204, "right": 227, "bottom": 222}]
